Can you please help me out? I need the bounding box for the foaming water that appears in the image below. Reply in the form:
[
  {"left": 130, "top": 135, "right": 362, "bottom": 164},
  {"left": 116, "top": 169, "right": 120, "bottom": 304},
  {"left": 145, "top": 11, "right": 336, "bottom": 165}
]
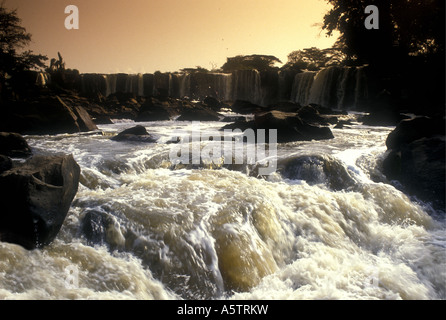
[{"left": 1, "top": 119, "right": 444, "bottom": 300}]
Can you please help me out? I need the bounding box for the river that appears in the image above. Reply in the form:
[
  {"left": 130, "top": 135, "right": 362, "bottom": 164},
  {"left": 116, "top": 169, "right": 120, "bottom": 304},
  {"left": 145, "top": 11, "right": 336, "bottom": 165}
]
[{"left": 0, "top": 114, "right": 445, "bottom": 300}]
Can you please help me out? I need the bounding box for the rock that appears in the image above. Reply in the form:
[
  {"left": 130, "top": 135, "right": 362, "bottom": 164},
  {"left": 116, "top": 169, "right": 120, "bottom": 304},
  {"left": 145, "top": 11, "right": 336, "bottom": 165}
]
[
  {"left": 176, "top": 102, "right": 222, "bottom": 121},
  {"left": 0, "top": 155, "right": 12, "bottom": 174},
  {"left": 359, "top": 110, "right": 407, "bottom": 126},
  {"left": 254, "top": 110, "right": 334, "bottom": 143},
  {"left": 221, "top": 116, "right": 246, "bottom": 122},
  {"left": 278, "top": 155, "right": 355, "bottom": 191},
  {"left": 0, "top": 95, "right": 98, "bottom": 135},
  {"left": 334, "top": 119, "right": 353, "bottom": 129},
  {"left": 111, "top": 125, "right": 157, "bottom": 143},
  {"left": 231, "top": 100, "right": 265, "bottom": 115},
  {"left": 382, "top": 117, "right": 445, "bottom": 210},
  {"left": 0, "top": 154, "right": 80, "bottom": 249},
  {"left": 296, "top": 105, "right": 330, "bottom": 126},
  {"left": 135, "top": 97, "right": 173, "bottom": 122},
  {"left": 203, "top": 96, "right": 222, "bottom": 110},
  {"left": 385, "top": 117, "right": 445, "bottom": 150},
  {"left": 0, "top": 132, "right": 32, "bottom": 157},
  {"left": 81, "top": 210, "right": 125, "bottom": 250}
]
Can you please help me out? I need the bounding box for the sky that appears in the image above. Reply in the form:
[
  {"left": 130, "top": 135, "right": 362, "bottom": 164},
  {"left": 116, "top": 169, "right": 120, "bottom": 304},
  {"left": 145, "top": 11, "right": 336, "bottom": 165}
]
[{"left": 5, "top": 0, "right": 339, "bottom": 74}]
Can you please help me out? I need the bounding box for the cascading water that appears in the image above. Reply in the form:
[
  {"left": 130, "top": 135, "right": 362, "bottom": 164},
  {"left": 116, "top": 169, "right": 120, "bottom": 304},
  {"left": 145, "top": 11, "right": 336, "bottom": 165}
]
[
  {"left": 233, "top": 70, "right": 262, "bottom": 105},
  {"left": 291, "top": 72, "right": 316, "bottom": 106},
  {"left": 1, "top": 118, "right": 444, "bottom": 300}
]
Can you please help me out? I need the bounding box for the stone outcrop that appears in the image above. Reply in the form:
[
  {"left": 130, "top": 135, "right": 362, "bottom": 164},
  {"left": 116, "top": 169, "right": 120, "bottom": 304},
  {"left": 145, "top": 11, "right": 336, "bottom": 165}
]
[
  {"left": 382, "top": 117, "right": 445, "bottom": 210},
  {"left": 0, "top": 154, "right": 80, "bottom": 249},
  {"left": 111, "top": 125, "right": 157, "bottom": 143}
]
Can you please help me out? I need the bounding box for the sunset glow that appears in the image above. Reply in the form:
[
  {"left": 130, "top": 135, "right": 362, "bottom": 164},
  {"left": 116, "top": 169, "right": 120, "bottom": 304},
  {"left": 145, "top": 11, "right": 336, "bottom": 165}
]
[{"left": 5, "top": 0, "right": 339, "bottom": 73}]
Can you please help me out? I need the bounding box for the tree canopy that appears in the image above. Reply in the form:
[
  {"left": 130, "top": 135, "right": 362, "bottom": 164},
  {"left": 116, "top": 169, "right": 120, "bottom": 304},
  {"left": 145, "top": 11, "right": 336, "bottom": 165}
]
[
  {"left": 0, "top": 3, "right": 47, "bottom": 75},
  {"left": 221, "top": 54, "right": 282, "bottom": 73},
  {"left": 282, "top": 46, "right": 345, "bottom": 72},
  {"left": 321, "top": 0, "right": 445, "bottom": 66}
]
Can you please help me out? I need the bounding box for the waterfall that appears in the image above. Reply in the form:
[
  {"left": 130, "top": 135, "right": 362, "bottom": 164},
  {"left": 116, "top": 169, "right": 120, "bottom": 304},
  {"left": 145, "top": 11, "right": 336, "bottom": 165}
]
[
  {"left": 308, "top": 66, "right": 342, "bottom": 108},
  {"left": 291, "top": 72, "right": 316, "bottom": 106},
  {"left": 336, "top": 67, "right": 357, "bottom": 109},
  {"left": 233, "top": 70, "right": 262, "bottom": 105},
  {"left": 179, "top": 73, "right": 191, "bottom": 98},
  {"left": 104, "top": 74, "right": 117, "bottom": 97},
  {"left": 354, "top": 66, "right": 369, "bottom": 110},
  {"left": 213, "top": 73, "right": 232, "bottom": 102}
]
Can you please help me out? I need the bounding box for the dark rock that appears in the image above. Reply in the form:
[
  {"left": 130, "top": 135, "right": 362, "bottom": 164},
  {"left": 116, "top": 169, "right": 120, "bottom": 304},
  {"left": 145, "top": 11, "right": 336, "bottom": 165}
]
[
  {"left": 135, "top": 97, "right": 173, "bottom": 122},
  {"left": 0, "top": 155, "right": 12, "bottom": 174},
  {"left": 231, "top": 100, "right": 265, "bottom": 115},
  {"left": 111, "top": 125, "right": 157, "bottom": 143},
  {"left": 0, "top": 132, "right": 32, "bottom": 157},
  {"left": 267, "top": 101, "right": 301, "bottom": 113},
  {"left": 382, "top": 117, "right": 445, "bottom": 211},
  {"left": 359, "top": 110, "right": 406, "bottom": 126},
  {"left": 334, "top": 119, "right": 353, "bottom": 129},
  {"left": 278, "top": 155, "right": 355, "bottom": 191},
  {"left": 385, "top": 117, "right": 445, "bottom": 150},
  {"left": 176, "top": 102, "right": 222, "bottom": 121},
  {"left": 254, "top": 110, "right": 334, "bottom": 143},
  {"left": 203, "top": 96, "right": 222, "bottom": 110},
  {"left": 296, "top": 105, "right": 330, "bottom": 126},
  {"left": 0, "top": 154, "right": 80, "bottom": 249},
  {"left": 221, "top": 116, "right": 246, "bottom": 122},
  {"left": 0, "top": 95, "right": 98, "bottom": 135}
]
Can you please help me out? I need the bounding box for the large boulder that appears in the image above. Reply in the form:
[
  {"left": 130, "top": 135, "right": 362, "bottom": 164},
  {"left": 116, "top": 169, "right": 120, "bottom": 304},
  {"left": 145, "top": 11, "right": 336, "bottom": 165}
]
[
  {"left": 111, "top": 125, "right": 157, "bottom": 143},
  {"left": 254, "top": 110, "right": 334, "bottom": 143},
  {"left": 382, "top": 117, "right": 445, "bottom": 210},
  {"left": 0, "top": 154, "right": 80, "bottom": 249},
  {"left": 231, "top": 100, "right": 266, "bottom": 115},
  {"left": 0, "top": 132, "right": 32, "bottom": 158},
  {"left": 135, "top": 97, "right": 174, "bottom": 122},
  {"left": 176, "top": 102, "right": 222, "bottom": 121},
  {"left": 0, "top": 95, "right": 98, "bottom": 135}
]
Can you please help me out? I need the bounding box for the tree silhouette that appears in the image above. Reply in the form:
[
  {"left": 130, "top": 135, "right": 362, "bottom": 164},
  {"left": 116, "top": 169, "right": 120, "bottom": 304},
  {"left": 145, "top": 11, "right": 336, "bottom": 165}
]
[
  {"left": 322, "top": 0, "right": 445, "bottom": 66},
  {"left": 0, "top": 3, "right": 48, "bottom": 97},
  {"left": 221, "top": 55, "right": 282, "bottom": 73}
]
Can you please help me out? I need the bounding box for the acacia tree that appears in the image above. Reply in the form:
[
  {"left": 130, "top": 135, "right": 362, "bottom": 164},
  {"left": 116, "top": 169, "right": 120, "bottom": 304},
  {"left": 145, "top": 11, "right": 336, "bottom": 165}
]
[
  {"left": 221, "top": 55, "right": 282, "bottom": 73},
  {"left": 0, "top": 3, "right": 47, "bottom": 96},
  {"left": 283, "top": 46, "right": 346, "bottom": 71}
]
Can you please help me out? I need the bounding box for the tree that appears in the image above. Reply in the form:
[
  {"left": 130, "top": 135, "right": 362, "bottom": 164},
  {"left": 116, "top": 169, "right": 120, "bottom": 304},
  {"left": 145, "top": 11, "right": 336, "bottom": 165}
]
[
  {"left": 282, "top": 46, "right": 346, "bottom": 72},
  {"left": 321, "top": 0, "right": 445, "bottom": 66},
  {"left": 0, "top": 3, "right": 48, "bottom": 96},
  {"left": 221, "top": 54, "right": 282, "bottom": 73}
]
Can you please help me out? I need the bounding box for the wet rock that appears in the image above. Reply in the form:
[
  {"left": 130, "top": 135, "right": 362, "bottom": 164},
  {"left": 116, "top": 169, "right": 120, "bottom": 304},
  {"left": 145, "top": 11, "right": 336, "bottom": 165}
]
[
  {"left": 0, "top": 154, "right": 80, "bottom": 249},
  {"left": 81, "top": 210, "right": 125, "bottom": 250},
  {"left": 382, "top": 117, "right": 445, "bottom": 210},
  {"left": 221, "top": 116, "right": 246, "bottom": 122},
  {"left": 0, "top": 132, "right": 32, "bottom": 158},
  {"left": 254, "top": 110, "right": 334, "bottom": 143},
  {"left": 0, "top": 95, "right": 98, "bottom": 135},
  {"left": 385, "top": 117, "right": 445, "bottom": 150},
  {"left": 111, "top": 125, "right": 157, "bottom": 143},
  {"left": 231, "top": 100, "right": 265, "bottom": 115},
  {"left": 176, "top": 102, "right": 222, "bottom": 121},
  {"left": 278, "top": 155, "right": 355, "bottom": 191},
  {"left": 135, "top": 97, "right": 172, "bottom": 122},
  {"left": 0, "top": 155, "right": 12, "bottom": 174},
  {"left": 203, "top": 96, "right": 222, "bottom": 110}
]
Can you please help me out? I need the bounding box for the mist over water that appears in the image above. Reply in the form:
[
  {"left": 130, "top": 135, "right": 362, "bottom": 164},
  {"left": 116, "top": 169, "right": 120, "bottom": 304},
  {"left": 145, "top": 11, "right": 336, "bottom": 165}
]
[{"left": 1, "top": 117, "right": 445, "bottom": 300}]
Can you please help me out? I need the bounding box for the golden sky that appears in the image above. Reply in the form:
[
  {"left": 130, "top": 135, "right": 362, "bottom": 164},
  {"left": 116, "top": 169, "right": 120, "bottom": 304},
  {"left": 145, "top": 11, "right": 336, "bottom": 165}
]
[{"left": 5, "top": 0, "right": 339, "bottom": 74}]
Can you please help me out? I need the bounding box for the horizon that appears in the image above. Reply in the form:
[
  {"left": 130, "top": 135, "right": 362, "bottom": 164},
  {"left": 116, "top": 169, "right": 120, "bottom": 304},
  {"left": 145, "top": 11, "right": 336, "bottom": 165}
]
[{"left": 5, "top": 0, "right": 339, "bottom": 74}]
